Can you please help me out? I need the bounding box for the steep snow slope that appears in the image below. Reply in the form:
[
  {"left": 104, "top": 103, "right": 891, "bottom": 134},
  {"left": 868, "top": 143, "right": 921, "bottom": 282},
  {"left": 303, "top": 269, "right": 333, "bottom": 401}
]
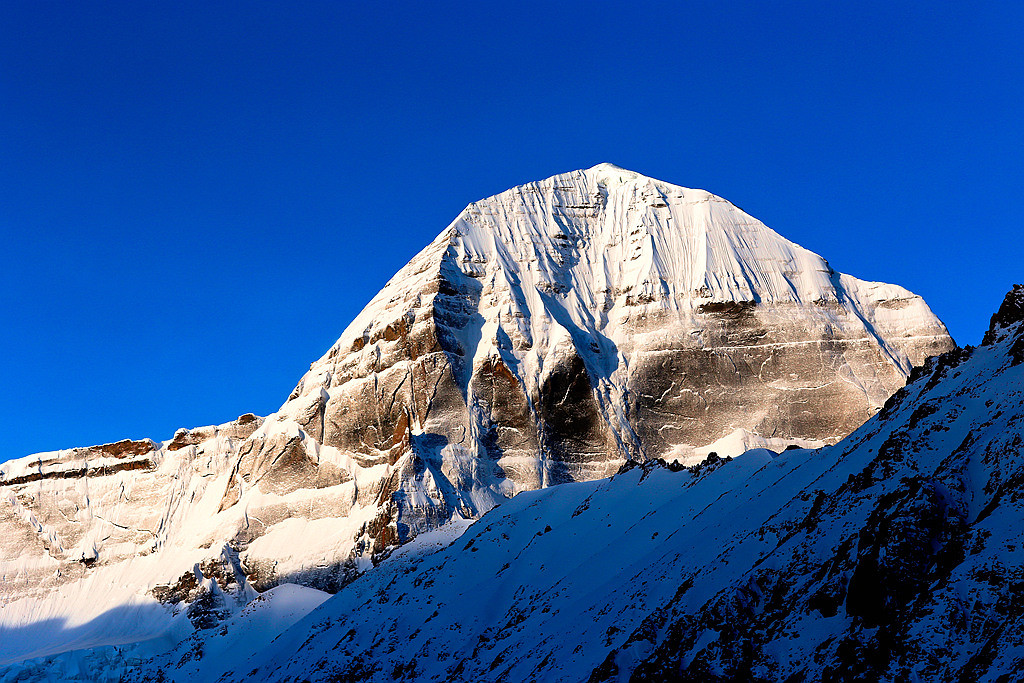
[
  {"left": 0, "top": 166, "right": 953, "bottom": 676},
  {"left": 0, "top": 583, "right": 330, "bottom": 683},
  {"left": 213, "top": 287, "right": 1024, "bottom": 683}
]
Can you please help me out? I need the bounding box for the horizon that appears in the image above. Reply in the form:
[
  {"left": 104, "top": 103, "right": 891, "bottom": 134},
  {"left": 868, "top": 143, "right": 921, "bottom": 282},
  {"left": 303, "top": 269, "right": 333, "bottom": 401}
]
[{"left": 3, "top": 2, "right": 1021, "bottom": 459}]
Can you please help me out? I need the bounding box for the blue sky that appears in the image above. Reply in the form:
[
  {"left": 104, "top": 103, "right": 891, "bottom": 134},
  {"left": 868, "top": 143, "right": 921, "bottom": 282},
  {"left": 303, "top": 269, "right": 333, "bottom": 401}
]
[{"left": 2, "top": 2, "right": 1021, "bottom": 459}]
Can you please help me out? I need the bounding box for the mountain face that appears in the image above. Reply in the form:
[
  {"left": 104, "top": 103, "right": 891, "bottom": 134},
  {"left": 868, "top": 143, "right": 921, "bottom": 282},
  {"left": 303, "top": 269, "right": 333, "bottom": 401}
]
[
  {"left": 191, "top": 284, "right": 1021, "bottom": 683},
  {"left": 0, "top": 166, "right": 953, "bottom": 671},
  {"left": 231, "top": 163, "right": 952, "bottom": 557}
]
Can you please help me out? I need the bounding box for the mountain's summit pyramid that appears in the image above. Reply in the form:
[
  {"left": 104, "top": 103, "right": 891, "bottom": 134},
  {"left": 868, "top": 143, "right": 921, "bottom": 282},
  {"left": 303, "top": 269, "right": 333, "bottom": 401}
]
[{"left": 229, "top": 165, "right": 953, "bottom": 557}]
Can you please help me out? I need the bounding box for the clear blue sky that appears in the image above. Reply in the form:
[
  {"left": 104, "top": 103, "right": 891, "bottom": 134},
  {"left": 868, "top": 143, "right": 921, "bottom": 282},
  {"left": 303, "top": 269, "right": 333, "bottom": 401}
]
[{"left": 2, "top": 2, "right": 1021, "bottom": 460}]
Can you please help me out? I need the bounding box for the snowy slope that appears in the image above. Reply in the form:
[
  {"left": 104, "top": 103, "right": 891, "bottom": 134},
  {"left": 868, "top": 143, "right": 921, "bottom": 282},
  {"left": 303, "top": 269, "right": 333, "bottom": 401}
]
[
  {"left": 0, "top": 166, "right": 954, "bottom": 680},
  {"left": 210, "top": 286, "right": 1024, "bottom": 683},
  {"left": 0, "top": 583, "right": 329, "bottom": 683}
]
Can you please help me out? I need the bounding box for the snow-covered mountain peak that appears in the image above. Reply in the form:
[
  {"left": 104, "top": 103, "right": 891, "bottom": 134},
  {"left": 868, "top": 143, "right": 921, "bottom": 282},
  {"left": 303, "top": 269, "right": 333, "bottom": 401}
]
[
  {"left": 586, "top": 161, "right": 629, "bottom": 172},
  {"left": 449, "top": 163, "right": 830, "bottom": 308},
  {"left": 0, "top": 169, "right": 956, "bottom": 681},
  {"left": 258, "top": 168, "right": 953, "bottom": 555},
  {"left": 585, "top": 161, "right": 644, "bottom": 183}
]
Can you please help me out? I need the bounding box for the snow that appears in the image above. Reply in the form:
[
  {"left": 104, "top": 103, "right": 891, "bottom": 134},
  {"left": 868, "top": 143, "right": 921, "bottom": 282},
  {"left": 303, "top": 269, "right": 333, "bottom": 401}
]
[
  {"left": 0, "top": 583, "right": 330, "bottom": 683},
  {"left": 679, "top": 427, "right": 825, "bottom": 463}
]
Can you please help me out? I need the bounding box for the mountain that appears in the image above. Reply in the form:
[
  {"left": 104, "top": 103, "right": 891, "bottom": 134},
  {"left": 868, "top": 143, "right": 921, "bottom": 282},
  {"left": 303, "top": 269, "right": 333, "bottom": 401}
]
[
  {"left": 227, "top": 162, "right": 952, "bottom": 561},
  {"left": 0, "top": 166, "right": 953, "bottom": 676},
  {"left": 202, "top": 284, "right": 1022, "bottom": 682}
]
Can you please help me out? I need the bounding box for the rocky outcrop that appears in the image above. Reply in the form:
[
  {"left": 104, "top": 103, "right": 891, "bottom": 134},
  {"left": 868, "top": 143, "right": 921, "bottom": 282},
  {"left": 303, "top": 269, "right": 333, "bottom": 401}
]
[
  {"left": 983, "top": 285, "right": 1024, "bottom": 368},
  {"left": 983, "top": 284, "right": 1024, "bottom": 343}
]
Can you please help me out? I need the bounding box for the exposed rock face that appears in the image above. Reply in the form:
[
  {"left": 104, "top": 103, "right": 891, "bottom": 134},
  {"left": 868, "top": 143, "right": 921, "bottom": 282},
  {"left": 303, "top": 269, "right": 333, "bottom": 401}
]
[
  {"left": 0, "top": 167, "right": 952, "bottom": 659},
  {"left": 211, "top": 286, "right": 1024, "bottom": 683}
]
